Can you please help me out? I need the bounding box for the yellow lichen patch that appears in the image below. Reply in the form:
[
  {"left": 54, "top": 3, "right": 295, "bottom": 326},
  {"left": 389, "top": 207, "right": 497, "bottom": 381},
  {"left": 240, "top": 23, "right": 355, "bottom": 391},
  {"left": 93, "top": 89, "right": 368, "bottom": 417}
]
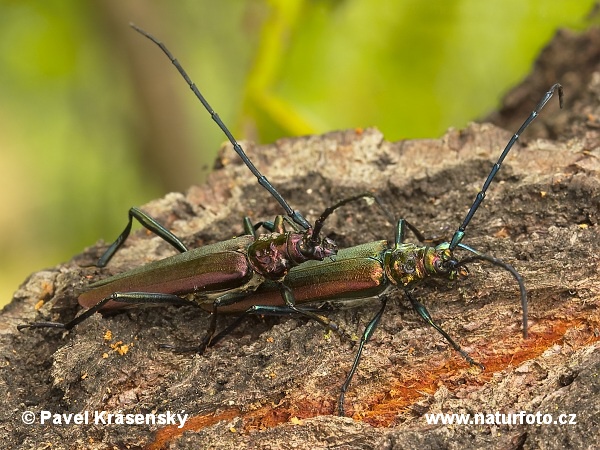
[
  {"left": 109, "top": 340, "right": 131, "bottom": 356},
  {"left": 290, "top": 416, "right": 304, "bottom": 425},
  {"left": 493, "top": 227, "right": 510, "bottom": 238}
]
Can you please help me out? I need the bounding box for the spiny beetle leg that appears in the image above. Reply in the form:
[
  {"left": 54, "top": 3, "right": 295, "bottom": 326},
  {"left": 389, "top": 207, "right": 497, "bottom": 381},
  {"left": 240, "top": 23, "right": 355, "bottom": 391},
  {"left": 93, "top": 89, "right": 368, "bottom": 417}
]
[
  {"left": 338, "top": 296, "right": 388, "bottom": 416},
  {"left": 159, "top": 291, "right": 262, "bottom": 355},
  {"left": 208, "top": 303, "right": 355, "bottom": 350},
  {"left": 393, "top": 218, "right": 440, "bottom": 246},
  {"left": 244, "top": 217, "right": 288, "bottom": 237},
  {"left": 160, "top": 298, "right": 238, "bottom": 355},
  {"left": 98, "top": 207, "right": 188, "bottom": 267},
  {"left": 278, "top": 283, "right": 354, "bottom": 342},
  {"left": 160, "top": 300, "right": 223, "bottom": 354},
  {"left": 159, "top": 331, "right": 213, "bottom": 354},
  {"left": 242, "top": 217, "right": 257, "bottom": 237},
  {"left": 256, "top": 215, "right": 303, "bottom": 234},
  {"left": 18, "top": 292, "right": 198, "bottom": 332},
  {"left": 17, "top": 321, "right": 69, "bottom": 331},
  {"left": 159, "top": 343, "right": 210, "bottom": 353},
  {"left": 206, "top": 314, "right": 248, "bottom": 349},
  {"left": 405, "top": 290, "right": 484, "bottom": 370}
]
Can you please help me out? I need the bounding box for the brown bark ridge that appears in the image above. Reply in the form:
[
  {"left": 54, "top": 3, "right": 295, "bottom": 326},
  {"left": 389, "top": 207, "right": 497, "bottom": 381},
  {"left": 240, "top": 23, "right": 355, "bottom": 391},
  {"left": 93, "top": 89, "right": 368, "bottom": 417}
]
[{"left": 2, "top": 27, "right": 599, "bottom": 450}]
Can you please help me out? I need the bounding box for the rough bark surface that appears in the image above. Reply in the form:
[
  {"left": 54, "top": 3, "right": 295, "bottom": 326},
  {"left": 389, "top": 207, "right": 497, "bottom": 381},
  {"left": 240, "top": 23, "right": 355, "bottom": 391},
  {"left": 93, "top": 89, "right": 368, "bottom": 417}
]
[{"left": 2, "top": 28, "right": 599, "bottom": 450}]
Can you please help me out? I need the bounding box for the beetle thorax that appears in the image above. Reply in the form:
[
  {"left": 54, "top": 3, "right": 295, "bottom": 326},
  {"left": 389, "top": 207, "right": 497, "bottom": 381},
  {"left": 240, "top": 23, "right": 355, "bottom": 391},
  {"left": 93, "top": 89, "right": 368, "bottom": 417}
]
[
  {"left": 384, "top": 243, "right": 461, "bottom": 287},
  {"left": 247, "top": 231, "right": 336, "bottom": 281},
  {"left": 384, "top": 244, "right": 431, "bottom": 287},
  {"left": 296, "top": 230, "right": 337, "bottom": 262},
  {"left": 247, "top": 232, "right": 292, "bottom": 280}
]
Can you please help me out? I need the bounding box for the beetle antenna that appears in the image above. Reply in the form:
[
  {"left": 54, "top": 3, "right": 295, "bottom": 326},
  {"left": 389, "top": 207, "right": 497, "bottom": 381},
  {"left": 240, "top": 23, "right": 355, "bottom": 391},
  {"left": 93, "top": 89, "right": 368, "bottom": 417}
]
[
  {"left": 130, "top": 23, "right": 311, "bottom": 231},
  {"left": 455, "top": 248, "right": 527, "bottom": 338},
  {"left": 449, "top": 84, "right": 563, "bottom": 250}
]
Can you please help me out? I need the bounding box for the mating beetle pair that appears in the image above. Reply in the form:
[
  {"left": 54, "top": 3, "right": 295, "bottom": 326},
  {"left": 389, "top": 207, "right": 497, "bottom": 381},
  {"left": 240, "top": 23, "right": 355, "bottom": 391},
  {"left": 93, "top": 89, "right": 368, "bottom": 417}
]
[{"left": 19, "top": 24, "right": 563, "bottom": 415}]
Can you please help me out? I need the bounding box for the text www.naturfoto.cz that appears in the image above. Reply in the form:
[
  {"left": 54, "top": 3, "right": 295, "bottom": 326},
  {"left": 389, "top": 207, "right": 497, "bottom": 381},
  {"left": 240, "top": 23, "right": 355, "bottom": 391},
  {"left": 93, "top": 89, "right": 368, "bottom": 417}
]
[{"left": 425, "top": 411, "right": 577, "bottom": 426}]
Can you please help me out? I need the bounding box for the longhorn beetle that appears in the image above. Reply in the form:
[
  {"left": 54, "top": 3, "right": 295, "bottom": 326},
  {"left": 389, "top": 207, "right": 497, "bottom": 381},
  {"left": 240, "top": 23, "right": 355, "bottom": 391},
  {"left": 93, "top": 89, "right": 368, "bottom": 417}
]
[
  {"left": 18, "top": 25, "right": 374, "bottom": 349},
  {"left": 184, "top": 84, "right": 563, "bottom": 415}
]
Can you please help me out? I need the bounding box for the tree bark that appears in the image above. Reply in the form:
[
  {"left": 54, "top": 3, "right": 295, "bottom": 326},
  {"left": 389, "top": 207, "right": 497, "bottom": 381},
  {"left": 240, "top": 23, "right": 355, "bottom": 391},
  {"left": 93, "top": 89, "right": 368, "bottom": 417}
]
[{"left": 2, "top": 27, "right": 599, "bottom": 450}]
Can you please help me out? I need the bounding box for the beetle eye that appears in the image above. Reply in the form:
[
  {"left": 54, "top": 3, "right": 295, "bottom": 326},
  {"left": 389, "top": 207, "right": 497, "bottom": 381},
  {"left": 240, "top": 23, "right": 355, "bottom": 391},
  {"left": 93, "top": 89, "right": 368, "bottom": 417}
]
[{"left": 434, "top": 258, "right": 448, "bottom": 273}]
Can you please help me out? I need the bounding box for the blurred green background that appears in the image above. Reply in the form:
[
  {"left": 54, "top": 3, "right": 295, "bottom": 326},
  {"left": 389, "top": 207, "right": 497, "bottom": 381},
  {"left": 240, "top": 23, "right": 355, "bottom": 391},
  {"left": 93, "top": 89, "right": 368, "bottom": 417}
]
[{"left": 0, "top": 0, "right": 596, "bottom": 307}]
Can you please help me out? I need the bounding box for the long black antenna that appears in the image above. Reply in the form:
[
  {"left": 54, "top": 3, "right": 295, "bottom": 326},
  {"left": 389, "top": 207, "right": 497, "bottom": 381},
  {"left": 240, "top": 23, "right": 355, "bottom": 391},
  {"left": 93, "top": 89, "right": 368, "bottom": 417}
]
[
  {"left": 130, "top": 23, "right": 311, "bottom": 231},
  {"left": 449, "top": 83, "right": 563, "bottom": 250},
  {"left": 456, "top": 244, "right": 528, "bottom": 338}
]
